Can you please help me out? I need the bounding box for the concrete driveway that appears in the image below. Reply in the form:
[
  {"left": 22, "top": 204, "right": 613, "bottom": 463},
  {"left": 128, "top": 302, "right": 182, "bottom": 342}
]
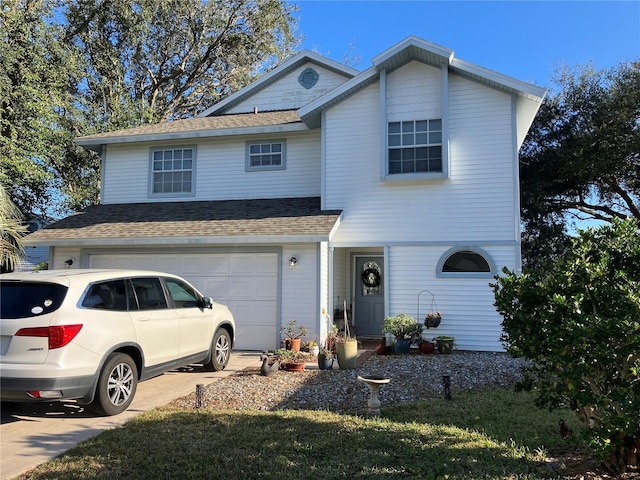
[{"left": 0, "top": 352, "right": 260, "bottom": 480}]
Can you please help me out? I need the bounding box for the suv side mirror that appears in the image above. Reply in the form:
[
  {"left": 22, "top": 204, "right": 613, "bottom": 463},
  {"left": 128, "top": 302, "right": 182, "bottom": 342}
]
[{"left": 201, "top": 297, "right": 213, "bottom": 309}]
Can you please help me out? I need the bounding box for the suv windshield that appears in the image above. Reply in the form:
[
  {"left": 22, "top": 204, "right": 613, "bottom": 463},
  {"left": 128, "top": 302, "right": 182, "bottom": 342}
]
[{"left": 0, "top": 282, "right": 68, "bottom": 319}]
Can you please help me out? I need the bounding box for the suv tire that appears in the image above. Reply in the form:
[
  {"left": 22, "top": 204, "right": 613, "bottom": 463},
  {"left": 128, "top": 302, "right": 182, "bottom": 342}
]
[
  {"left": 203, "top": 328, "right": 231, "bottom": 372},
  {"left": 87, "top": 353, "right": 138, "bottom": 416}
]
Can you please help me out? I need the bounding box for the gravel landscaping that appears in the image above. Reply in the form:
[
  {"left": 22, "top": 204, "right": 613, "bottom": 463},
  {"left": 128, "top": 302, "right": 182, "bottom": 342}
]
[{"left": 169, "top": 350, "right": 528, "bottom": 415}]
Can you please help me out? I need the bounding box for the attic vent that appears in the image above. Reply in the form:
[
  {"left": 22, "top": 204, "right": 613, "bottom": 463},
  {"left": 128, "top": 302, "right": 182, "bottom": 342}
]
[{"left": 298, "top": 67, "right": 319, "bottom": 89}]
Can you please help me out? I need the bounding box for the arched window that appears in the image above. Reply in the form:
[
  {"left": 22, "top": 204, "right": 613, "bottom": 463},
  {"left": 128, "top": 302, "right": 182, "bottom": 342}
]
[{"left": 437, "top": 247, "right": 495, "bottom": 278}]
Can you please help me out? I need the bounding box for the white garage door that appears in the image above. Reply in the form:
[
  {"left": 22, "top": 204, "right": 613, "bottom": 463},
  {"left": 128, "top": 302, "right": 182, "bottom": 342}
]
[{"left": 88, "top": 252, "right": 278, "bottom": 351}]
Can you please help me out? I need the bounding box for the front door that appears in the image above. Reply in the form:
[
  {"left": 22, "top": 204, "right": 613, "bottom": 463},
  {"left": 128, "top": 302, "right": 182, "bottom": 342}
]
[{"left": 354, "top": 256, "right": 385, "bottom": 336}]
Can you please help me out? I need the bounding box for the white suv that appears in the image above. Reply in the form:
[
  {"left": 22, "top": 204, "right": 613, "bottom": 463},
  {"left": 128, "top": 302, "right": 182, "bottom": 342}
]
[{"left": 0, "top": 269, "right": 235, "bottom": 415}]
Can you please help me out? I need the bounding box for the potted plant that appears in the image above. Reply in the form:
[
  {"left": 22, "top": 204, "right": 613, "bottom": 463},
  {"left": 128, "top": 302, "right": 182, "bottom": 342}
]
[
  {"left": 274, "top": 348, "right": 307, "bottom": 371},
  {"left": 306, "top": 340, "right": 319, "bottom": 356},
  {"left": 317, "top": 348, "right": 335, "bottom": 370},
  {"left": 280, "top": 320, "right": 307, "bottom": 352},
  {"left": 382, "top": 313, "right": 422, "bottom": 354},
  {"left": 434, "top": 335, "right": 455, "bottom": 354},
  {"left": 424, "top": 311, "right": 442, "bottom": 329},
  {"left": 418, "top": 339, "right": 435, "bottom": 354},
  {"left": 335, "top": 302, "right": 358, "bottom": 369}
]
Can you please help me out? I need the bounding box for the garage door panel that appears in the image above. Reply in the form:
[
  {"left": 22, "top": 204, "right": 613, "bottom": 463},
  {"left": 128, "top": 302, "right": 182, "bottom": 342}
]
[
  {"left": 228, "top": 277, "right": 277, "bottom": 300},
  {"left": 229, "top": 300, "right": 277, "bottom": 350}
]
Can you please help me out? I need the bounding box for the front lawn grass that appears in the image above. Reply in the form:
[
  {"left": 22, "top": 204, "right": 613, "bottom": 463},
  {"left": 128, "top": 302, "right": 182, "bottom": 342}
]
[{"left": 15, "top": 389, "right": 588, "bottom": 480}]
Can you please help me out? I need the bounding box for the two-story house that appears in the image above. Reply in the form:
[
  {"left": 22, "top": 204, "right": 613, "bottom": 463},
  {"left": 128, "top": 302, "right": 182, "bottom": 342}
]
[{"left": 26, "top": 36, "right": 545, "bottom": 351}]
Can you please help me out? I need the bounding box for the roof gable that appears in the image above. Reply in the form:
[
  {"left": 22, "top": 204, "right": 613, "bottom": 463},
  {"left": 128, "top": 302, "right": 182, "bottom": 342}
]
[
  {"left": 299, "top": 35, "right": 546, "bottom": 136},
  {"left": 197, "top": 50, "right": 360, "bottom": 117}
]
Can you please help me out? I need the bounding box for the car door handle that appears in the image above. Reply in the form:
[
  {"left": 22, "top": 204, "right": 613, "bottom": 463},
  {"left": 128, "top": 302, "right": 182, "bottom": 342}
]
[
  {"left": 179, "top": 314, "right": 188, "bottom": 319},
  {"left": 138, "top": 317, "right": 151, "bottom": 322}
]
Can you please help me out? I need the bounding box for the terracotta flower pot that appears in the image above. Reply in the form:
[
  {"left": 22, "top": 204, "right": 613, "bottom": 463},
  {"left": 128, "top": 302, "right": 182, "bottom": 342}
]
[
  {"left": 284, "top": 338, "right": 301, "bottom": 352},
  {"left": 418, "top": 341, "right": 435, "bottom": 354},
  {"left": 281, "top": 361, "right": 305, "bottom": 371}
]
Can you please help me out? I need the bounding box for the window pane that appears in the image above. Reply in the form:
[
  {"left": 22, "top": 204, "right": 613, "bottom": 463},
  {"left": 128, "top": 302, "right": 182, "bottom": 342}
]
[
  {"left": 173, "top": 160, "right": 182, "bottom": 169},
  {"left": 164, "top": 151, "right": 173, "bottom": 160},
  {"left": 250, "top": 145, "right": 260, "bottom": 154},
  {"left": 443, "top": 251, "right": 490, "bottom": 272},
  {"left": 251, "top": 158, "right": 260, "bottom": 167},
  {"left": 402, "top": 121, "right": 414, "bottom": 132},
  {"left": 272, "top": 143, "right": 282, "bottom": 153},
  {"left": 429, "top": 119, "right": 442, "bottom": 130},
  {"left": 388, "top": 134, "right": 401, "bottom": 147},
  {"left": 272, "top": 155, "right": 281, "bottom": 165},
  {"left": 430, "top": 131, "right": 442, "bottom": 144},
  {"left": 430, "top": 158, "right": 443, "bottom": 171},
  {"left": 261, "top": 144, "right": 270, "bottom": 153},
  {"left": 388, "top": 122, "right": 401, "bottom": 134},
  {"left": 416, "top": 160, "right": 428, "bottom": 172},
  {"left": 402, "top": 161, "right": 415, "bottom": 173},
  {"left": 416, "top": 120, "right": 428, "bottom": 132},
  {"left": 183, "top": 159, "right": 192, "bottom": 169},
  {"left": 416, "top": 132, "right": 428, "bottom": 144},
  {"left": 174, "top": 150, "right": 182, "bottom": 160},
  {"left": 154, "top": 151, "right": 163, "bottom": 161},
  {"left": 428, "top": 146, "right": 442, "bottom": 159},
  {"left": 402, "top": 133, "right": 414, "bottom": 146},
  {"left": 402, "top": 148, "right": 415, "bottom": 160},
  {"left": 153, "top": 161, "right": 162, "bottom": 171},
  {"left": 415, "top": 147, "right": 428, "bottom": 160},
  {"left": 183, "top": 149, "right": 192, "bottom": 159},
  {"left": 389, "top": 149, "right": 401, "bottom": 161},
  {"left": 164, "top": 160, "right": 172, "bottom": 170},
  {"left": 389, "top": 161, "right": 401, "bottom": 174}
]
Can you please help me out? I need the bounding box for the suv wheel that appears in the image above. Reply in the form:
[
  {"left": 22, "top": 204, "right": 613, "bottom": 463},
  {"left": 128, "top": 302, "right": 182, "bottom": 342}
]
[
  {"left": 87, "top": 352, "right": 138, "bottom": 416},
  {"left": 203, "top": 328, "right": 231, "bottom": 372}
]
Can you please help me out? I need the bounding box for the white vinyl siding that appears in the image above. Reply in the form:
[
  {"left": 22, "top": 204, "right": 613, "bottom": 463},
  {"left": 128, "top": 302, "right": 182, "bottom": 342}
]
[
  {"left": 227, "top": 63, "right": 352, "bottom": 114},
  {"left": 281, "top": 244, "right": 320, "bottom": 340},
  {"left": 325, "top": 73, "right": 516, "bottom": 244},
  {"left": 102, "top": 131, "right": 320, "bottom": 204},
  {"left": 386, "top": 245, "right": 515, "bottom": 352}
]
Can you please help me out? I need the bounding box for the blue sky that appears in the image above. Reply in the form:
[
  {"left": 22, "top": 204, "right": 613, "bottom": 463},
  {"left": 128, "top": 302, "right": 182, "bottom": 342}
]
[{"left": 294, "top": 1, "right": 640, "bottom": 89}]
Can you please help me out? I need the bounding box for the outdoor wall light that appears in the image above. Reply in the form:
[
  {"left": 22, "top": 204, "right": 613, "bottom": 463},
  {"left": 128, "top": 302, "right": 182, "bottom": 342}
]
[
  {"left": 289, "top": 256, "right": 298, "bottom": 269},
  {"left": 64, "top": 259, "right": 74, "bottom": 268}
]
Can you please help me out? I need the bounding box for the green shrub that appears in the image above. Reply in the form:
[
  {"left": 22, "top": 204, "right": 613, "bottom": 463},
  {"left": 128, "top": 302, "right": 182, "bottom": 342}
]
[{"left": 492, "top": 218, "right": 640, "bottom": 472}]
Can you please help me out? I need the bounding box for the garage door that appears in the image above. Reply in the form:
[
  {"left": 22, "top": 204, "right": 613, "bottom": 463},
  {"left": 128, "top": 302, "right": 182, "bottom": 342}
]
[{"left": 88, "top": 252, "right": 278, "bottom": 351}]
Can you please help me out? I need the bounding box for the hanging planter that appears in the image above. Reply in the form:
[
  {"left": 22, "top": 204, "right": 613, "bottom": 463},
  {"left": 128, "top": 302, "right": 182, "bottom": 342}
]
[{"left": 418, "top": 290, "right": 442, "bottom": 329}]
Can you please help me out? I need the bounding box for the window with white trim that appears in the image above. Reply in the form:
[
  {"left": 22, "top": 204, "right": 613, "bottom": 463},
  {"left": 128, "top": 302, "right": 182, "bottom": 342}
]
[
  {"left": 246, "top": 140, "right": 285, "bottom": 171},
  {"left": 151, "top": 147, "right": 194, "bottom": 195},
  {"left": 436, "top": 247, "right": 495, "bottom": 279},
  {"left": 388, "top": 119, "right": 442, "bottom": 174}
]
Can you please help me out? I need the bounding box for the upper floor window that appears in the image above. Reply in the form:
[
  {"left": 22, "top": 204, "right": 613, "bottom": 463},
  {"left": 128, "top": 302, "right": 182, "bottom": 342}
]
[
  {"left": 151, "top": 147, "right": 194, "bottom": 195},
  {"left": 388, "top": 119, "right": 442, "bottom": 175},
  {"left": 246, "top": 140, "right": 286, "bottom": 171}
]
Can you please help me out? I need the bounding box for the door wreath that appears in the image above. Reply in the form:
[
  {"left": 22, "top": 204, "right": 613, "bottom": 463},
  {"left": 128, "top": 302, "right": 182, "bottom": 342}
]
[{"left": 361, "top": 268, "right": 381, "bottom": 288}]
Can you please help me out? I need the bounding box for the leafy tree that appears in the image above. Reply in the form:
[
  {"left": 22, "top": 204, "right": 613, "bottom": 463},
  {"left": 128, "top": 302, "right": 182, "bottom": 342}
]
[
  {"left": 0, "top": 0, "right": 80, "bottom": 218},
  {"left": 493, "top": 219, "right": 640, "bottom": 472},
  {"left": 520, "top": 61, "right": 640, "bottom": 267},
  {"left": 2, "top": 0, "right": 299, "bottom": 216},
  {"left": 0, "top": 184, "right": 28, "bottom": 272},
  {"left": 63, "top": 0, "right": 299, "bottom": 125}
]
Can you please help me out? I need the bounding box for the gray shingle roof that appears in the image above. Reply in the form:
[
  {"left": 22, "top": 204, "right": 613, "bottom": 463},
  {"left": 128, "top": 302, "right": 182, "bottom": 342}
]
[
  {"left": 76, "top": 110, "right": 302, "bottom": 143},
  {"left": 26, "top": 197, "right": 342, "bottom": 245}
]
